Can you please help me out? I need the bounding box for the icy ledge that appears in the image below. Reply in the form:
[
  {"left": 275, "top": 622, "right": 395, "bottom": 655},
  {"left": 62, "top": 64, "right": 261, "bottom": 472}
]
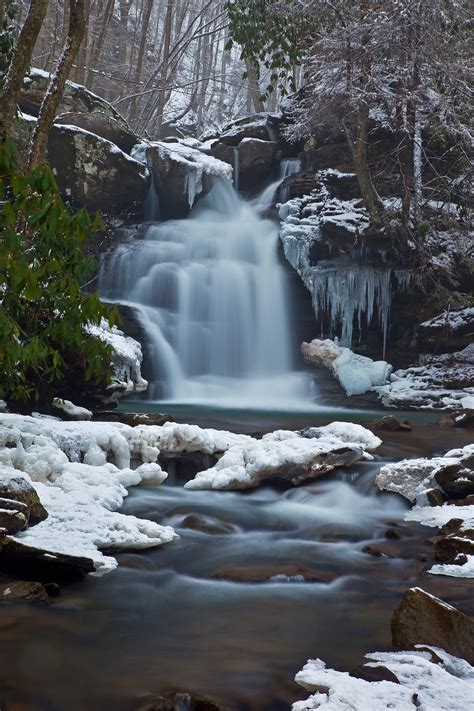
[
  {"left": 293, "top": 646, "right": 474, "bottom": 711},
  {"left": 0, "top": 416, "right": 380, "bottom": 572}
]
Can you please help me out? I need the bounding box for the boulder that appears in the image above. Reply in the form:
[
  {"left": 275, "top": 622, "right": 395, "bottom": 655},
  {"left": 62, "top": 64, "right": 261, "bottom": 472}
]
[
  {"left": 0, "top": 580, "right": 51, "bottom": 603},
  {"left": 435, "top": 464, "right": 474, "bottom": 499},
  {"left": 211, "top": 563, "right": 336, "bottom": 583},
  {"left": 0, "top": 538, "right": 95, "bottom": 582},
  {"left": 12, "top": 115, "right": 149, "bottom": 216},
  {"left": 418, "top": 308, "right": 474, "bottom": 353},
  {"left": 215, "top": 115, "right": 271, "bottom": 146},
  {"left": 234, "top": 138, "right": 276, "bottom": 191},
  {"left": 178, "top": 514, "right": 236, "bottom": 535},
  {"left": 0, "top": 474, "right": 48, "bottom": 526},
  {"left": 369, "top": 416, "right": 412, "bottom": 432},
  {"left": 435, "top": 531, "right": 474, "bottom": 564},
  {"left": 391, "top": 587, "right": 474, "bottom": 664},
  {"left": 137, "top": 693, "right": 226, "bottom": 711},
  {"left": 20, "top": 68, "right": 137, "bottom": 153},
  {"left": 0, "top": 508, "right": 28, "bottom": 534}
]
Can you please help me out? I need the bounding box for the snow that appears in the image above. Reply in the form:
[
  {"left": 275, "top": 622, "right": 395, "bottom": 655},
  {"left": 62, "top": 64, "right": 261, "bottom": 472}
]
[
  {"left": 376, "top": 345, "right": 474, "bottom": 411},
  {"left": 376, "top": 444, "right": 474, "bottom": 578},
  {"left": 132, "top": 140, "right": 233, "bottom": 209},
  {"left": 52, "top": 399, "right": 92, "bottom": 420},
  {"left": 87, "top": 319, "right": 148, "bottom": 401},
  {"left": 184, "top": 423, "right": 381, "bottom": 490},
  {"left": 420, "top": 307, "right": 474, "bottom": 333},
  {"left": 302, "top": 338, "right": 392, "bottom": 396},
  {"left": 293, "top": 646, "right": 474, "bottom": 710}
]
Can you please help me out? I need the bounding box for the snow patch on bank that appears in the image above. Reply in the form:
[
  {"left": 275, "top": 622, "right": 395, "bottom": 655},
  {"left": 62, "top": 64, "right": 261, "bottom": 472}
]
[{"left": 293, "top": 646, "right": 474, "bottom": 710}]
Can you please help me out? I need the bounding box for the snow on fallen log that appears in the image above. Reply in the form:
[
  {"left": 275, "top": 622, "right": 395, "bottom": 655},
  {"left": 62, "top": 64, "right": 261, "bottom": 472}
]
[
  {"left": 292, "top": 646, "right": 474, "bottom": 710},
  {"left": 301, "top": 338, "right": 392, "bottom": 396}
]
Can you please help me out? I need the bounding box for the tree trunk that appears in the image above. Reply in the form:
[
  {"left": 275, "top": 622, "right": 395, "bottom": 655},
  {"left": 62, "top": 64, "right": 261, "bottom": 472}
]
[
  {"left": 245, "top": 58, "right": 264, "bottom": 113},
  {"left": 85, "top": 0, "right": 114, "bottom": 89},
  {"left": 0, "top": 0, "right": 50, "bottom": 142},
  {"left": 153, "top": 0, "right": 173, "bottom": 137},
  {"left": 345, "top": 101, "right": 382, "bottom": 225},
  {"left": 27, "top": 0, "right": 85, "bottom": 170},
  {"left": 128, "top": 0, "right": 154, "bottom": 124}
]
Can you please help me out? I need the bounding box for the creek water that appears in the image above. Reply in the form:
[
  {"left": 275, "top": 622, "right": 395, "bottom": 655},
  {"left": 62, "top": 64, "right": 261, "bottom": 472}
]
[{"left": 1, "top": 422, "right": 473, "bottom": 711}]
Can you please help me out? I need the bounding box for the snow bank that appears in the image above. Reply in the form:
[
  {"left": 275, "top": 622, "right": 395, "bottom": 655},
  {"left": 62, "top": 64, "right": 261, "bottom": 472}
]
[
  {"left": 132, "top": 140, "right": 233, "bottom": 209},
  {"left": 88, "top": 319, "right": 148, "bottom": 402},
  {"left": 293, "top": 646, "right": 474, "bottom": 710},
  {"left": 302, "top": 338, "right": 392, "bottom": 396}
]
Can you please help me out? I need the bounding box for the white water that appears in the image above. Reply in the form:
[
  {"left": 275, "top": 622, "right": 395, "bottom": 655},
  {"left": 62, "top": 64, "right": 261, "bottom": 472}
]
[
  {"left": 100, "top": 177, "right": 311, "bottom": 407},
  {"left": 253, "top": 159, "right": 301, "bottom": 214}
]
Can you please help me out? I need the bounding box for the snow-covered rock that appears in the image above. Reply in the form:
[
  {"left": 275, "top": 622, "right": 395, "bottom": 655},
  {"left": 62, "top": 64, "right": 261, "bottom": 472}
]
[
  {"left": 376, "top": 345, "right": 474, "bottom": 411},
  {"left": 132, "top": 140, "right": 232, "bottom": 218},
  {"left": 293, "top": 646, "right": 474, "bottom": 710},
  {"left": 376, "top": 444, "right": 474, "bottom": 578},
  {"left": 302, "top": 338, "right": 392, "bottom": 396},
  {"left": 88, "top": 320, "right": 148, "bottom": 403},
  {"left": 12, "top": 113, "right": 149, "bottom": 216},
  {"left": 20, "top": 68, "right": 137, "bottom": 154},
  {"left": 184, "top": 423, "right": 381, "bottom": 490},
  {"left": 52, "top": 399, "right": 93, "bottom": 421}
]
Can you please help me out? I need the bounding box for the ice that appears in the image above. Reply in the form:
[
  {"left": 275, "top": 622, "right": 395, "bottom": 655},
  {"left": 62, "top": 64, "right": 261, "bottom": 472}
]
[{"left": 302, "top": 338, "right": 392, "bottom": 396}]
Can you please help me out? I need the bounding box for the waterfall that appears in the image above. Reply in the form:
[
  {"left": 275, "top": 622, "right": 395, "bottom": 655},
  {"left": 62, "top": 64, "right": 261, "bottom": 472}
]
[
  {"left": 144, "top": 170, "right": 160, "bottom": 221},
  {"left": 233, "top": 147, "right": 239, "bottom": 191},
  {"left": 99, "top": 177, "right": 309, "bottom": 406},
  {"left": 253, "top": 158, "right": 301, "bottom": 213}
]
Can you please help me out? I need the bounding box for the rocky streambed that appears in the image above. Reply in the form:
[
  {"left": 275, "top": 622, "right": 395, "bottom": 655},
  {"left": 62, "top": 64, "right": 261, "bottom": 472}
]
[{"left": 0, "top": 411, "right": 473, "bottom": 710}]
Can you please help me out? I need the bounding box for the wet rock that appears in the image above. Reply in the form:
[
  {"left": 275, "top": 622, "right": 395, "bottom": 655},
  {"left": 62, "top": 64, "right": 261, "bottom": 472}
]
[
  {"left": 0, "top": 474, "right": 48, "bottom": 526},
  {"left": 179, "top": 514, "right": 236, "bottom": 536},
  {"left": 418, "top": 308, "right": 474, "bottom": 353},
  {"left": 0, "top": 538, "right": 95, "bottom": 582},
  {"left": 20, "top": 68, "right": 137, "bottom": 153},
  {"left": 137, "top": 692, "right": 226, "bottom": 711},
  {"left": 211, "top": 563, "right": 336, "bottom": 583},
  {"left": 348, "top": 664, "right": 399, "bottom": 684},
  {"left": 426, "top": 489, "right": 447, "bottom": 507},
  {"left": 234, "top": 138, "right": 276, "bottom": 191},
  {"left": 0, "top": 581, "right": 51, "bottom": 603},
  {"left": 370, "top": 416, "right": 412, "bottom": 432},
  {"left": 391, "top": 587, "right": 474, "bottom": 664},
  {"left": 217, "top": 116, "right": 271, "bottom": 146},
  {"left": 12, "top": 115, "right": 149, "bottom": 217},
  {"left": 0, "top": 509, "right": 28, "bottom": 534},
  {"left": 385, "top": 528, "right": 402, "bottom": 540},
  {"left": 93, "top": 411, "right": 173, "bottom": 427},
  {"left": 435, "top": 464, "right": 474, "bottom": 499},
  {"left": 362, "top": 543, "right": 397, "bottom": 558},
  {"left": 435, "top": 532, "right": 474, "bottom": 564}
]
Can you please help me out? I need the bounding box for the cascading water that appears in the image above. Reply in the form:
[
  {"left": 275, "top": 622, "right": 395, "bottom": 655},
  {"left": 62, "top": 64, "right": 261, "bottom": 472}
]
[
  {"left": 99, "top": 177, "right": 310, "bottom": 407},
  {"left": 253, "top": 158, "right": 301, "bottom": 214}
]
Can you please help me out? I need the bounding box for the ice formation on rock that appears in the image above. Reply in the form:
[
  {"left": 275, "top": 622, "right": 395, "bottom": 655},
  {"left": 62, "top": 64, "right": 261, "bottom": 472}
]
[{"left": 301, "top": 338, "right": 392, "bottom": 396}]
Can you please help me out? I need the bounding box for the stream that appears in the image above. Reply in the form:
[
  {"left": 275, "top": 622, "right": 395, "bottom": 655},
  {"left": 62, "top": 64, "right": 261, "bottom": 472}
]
[{"left": 1, "top": 420, "right": 473, "bottom": 710}]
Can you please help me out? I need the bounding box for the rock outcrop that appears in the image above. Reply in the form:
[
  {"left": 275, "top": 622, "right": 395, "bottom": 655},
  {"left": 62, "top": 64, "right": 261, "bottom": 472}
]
[
  {"left": 13, "top": 114, "right": 149, "bottom": 216},
  {"left": 20, "top": 68, "right": 137, "bottom": 153}
]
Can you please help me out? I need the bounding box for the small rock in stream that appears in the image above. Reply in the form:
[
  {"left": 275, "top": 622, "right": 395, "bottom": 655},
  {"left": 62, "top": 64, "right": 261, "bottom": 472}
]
[{"left": 0, "top": 581, "right": 51, "bottom": 603}]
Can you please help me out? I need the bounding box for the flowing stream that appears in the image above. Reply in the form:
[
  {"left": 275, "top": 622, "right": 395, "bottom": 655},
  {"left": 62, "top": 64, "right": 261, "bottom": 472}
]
[{"left": 99, "top": 172, "right": 311, "bottom": 408}]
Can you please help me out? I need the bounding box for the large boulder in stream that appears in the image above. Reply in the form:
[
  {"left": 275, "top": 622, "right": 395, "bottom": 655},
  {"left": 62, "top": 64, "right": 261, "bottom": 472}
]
[
  {"left": 12, "top": 114, "right": 149, "bottom": 216},
  {"left": 391, "top": 588, "right": 474, "bottom": 664},
  {"left": 20, "top": 68, "right": 137, "bottom": 154}
]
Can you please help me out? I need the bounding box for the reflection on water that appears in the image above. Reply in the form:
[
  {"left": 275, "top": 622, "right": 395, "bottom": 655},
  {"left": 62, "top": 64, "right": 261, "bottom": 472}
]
[{"left": 1, "top": 426, "right": 473, "bottom": 710}]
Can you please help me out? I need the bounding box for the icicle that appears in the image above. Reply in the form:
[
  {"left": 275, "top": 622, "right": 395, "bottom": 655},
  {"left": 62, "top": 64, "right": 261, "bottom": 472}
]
[{"left": 233, "top": 147, "right": 240, "bottom": 192}]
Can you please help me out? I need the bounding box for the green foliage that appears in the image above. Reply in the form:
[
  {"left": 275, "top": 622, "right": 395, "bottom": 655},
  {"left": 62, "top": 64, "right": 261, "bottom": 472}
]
[
  {"left": 225, "top": 0, "right": 306, "bottom": 95},
  {"left": 0, "top": 139, "right": 115, "bottom": 405},
  {"left": 0, "top": 2, "right": 17, "bottom": 87}
]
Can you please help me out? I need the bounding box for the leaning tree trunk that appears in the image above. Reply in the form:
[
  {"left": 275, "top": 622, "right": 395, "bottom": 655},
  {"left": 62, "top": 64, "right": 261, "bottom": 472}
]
[
  {"left": 0, "top": 0, "right": 50, "bottom": 142},
  {"left": 345, "top": 100, "right": 382, "bottom": 225},
  {"left": 27, "top": 0, "right": 85, "bottom": 171}
]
